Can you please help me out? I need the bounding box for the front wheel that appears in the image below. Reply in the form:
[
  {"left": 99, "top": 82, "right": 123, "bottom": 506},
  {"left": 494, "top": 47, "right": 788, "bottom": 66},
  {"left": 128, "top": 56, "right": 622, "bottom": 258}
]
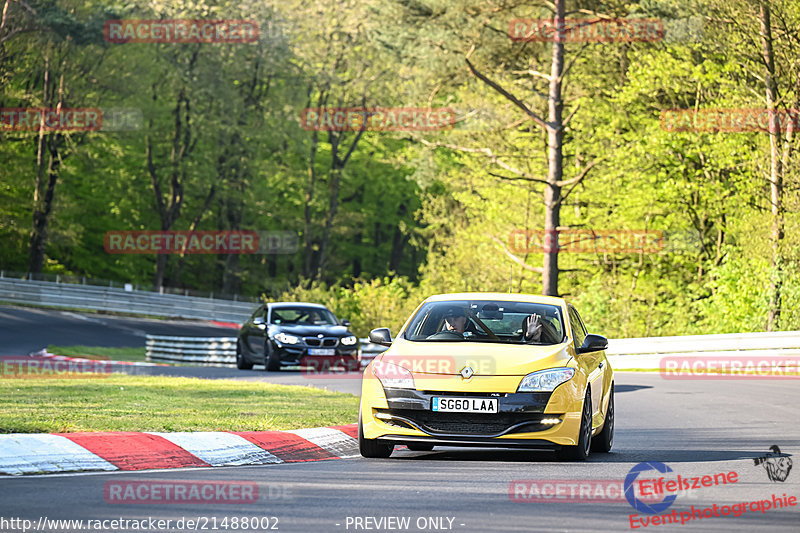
[
  {"left": 236, "top": 341, "right": 253, "bottom": 370},
  {"left": 556, "top": 388, "right": 592, "bottom": 461},
  {"left": 591, "top": 384, "right": 614, "bottom": 453},
  {"left": 358, "top": 406, "right": 394, "bottom": 458},
  {"left": 265, "top": 345, "right": 281, "bottom": 371}
]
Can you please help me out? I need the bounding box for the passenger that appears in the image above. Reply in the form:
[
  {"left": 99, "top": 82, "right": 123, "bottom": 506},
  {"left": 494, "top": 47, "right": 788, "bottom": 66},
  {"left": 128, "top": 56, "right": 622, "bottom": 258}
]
[{"left": 523, "top": 313, "right": 559, "bottom": 343}]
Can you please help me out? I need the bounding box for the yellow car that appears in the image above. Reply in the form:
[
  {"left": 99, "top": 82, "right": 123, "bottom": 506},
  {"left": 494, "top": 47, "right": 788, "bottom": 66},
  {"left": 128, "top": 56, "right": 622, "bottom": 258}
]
[{"left": 359, "top": 292, "right": 614, "bottom": 460}]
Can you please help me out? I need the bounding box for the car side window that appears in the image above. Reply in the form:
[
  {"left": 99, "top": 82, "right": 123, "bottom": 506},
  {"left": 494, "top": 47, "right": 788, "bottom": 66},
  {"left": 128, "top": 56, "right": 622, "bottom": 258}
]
[
  {"left": 573, "top": 307, "right": 588, "bottom": 337},
  {"left": 568, "top": 306, "right": 586, "bottom": 351},
  {"left": 251, "top": 305, "right": 265, "bottom": 321}
]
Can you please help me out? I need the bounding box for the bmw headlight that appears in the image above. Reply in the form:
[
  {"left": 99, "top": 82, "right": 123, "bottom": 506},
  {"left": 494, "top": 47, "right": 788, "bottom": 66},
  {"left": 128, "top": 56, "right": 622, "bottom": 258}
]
[
  {"left": 274, "top": 332, "right": 300, "bottom": 345},
  {"left": 341, "top": 335, "right": 358, "bottom": 346},
  {"left": 517, "top": 367, "right": 575, "bottom": 392}
]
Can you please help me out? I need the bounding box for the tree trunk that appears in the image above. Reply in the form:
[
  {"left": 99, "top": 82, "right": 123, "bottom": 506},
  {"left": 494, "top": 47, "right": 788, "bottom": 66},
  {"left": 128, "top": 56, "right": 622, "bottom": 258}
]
[
  {"left": 315, "top": 126, "right": 366, "bottom": 280},
  {"left": 29, "top": 136, "right": 60, "bottom": 274},
  {"left": 28, "top": 62, "right": 62, "bottom": 275},
  {"left": 303, "top": 128, "right": 319, "bottom": 279},
  {"left": 148, "top": 87, "right": 191, "bottom": 290},
  {"left": 759, "top": 1, "right": 784, "bottom": 331},
  {"left": 542, "top": 0, "right": 566, "bottom": 296}
]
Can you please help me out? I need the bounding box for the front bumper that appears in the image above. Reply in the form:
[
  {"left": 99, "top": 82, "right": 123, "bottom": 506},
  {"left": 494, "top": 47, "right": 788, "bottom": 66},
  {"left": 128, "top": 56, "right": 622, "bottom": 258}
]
[
  {"left": 361, "top": 376, "right": 584, "bottom": 447},
  {"left": 272, "top": 343, "right": 359, "bottom": 368}
]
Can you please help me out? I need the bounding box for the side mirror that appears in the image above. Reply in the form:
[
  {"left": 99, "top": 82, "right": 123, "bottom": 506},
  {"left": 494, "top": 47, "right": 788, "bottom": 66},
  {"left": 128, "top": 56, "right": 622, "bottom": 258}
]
[
  {"left": 577, "top": 334, "right": 608, "bottom": 354},
  {"left": 368, "top": 327, "right": 392, "bottom": 347},
  {"left": 340, "top": 318, "right": 351, "bottom": 327},
  {"left": 253, "top": 316, "right": 266, "bottom": 329}
]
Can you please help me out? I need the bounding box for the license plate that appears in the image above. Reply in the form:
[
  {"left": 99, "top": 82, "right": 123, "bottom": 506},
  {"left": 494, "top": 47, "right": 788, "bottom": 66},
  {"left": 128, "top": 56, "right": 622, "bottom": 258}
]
[
  {"left": 308, "top": 348, "right": 335, "bottom": 356},
  {"left": 432, "top": 397, "right": 498, "bottom": 413}
]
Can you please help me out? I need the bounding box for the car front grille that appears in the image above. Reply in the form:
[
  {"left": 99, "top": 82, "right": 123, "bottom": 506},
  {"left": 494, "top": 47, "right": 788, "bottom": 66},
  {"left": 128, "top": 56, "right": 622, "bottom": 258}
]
[
  {"left": 378, "top": 409, "right": 551, "bottom": 436},
  {"left": 304, "top": 337, "right": 339, "bottom": 347}
]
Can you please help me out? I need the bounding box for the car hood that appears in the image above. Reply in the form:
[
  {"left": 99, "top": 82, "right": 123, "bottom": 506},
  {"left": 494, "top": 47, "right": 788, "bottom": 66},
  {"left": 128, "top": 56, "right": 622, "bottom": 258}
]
[
  {"left": 273, "top": 325, "right": 351, "bottom": 337},
  {"left": 378, "top": 337, "right": 573, "bottom": 376}
]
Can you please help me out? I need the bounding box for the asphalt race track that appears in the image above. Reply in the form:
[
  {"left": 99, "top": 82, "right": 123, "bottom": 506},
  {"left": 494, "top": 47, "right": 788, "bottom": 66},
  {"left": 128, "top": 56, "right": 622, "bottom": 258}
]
[
  {"left": 1, "top": 306, "right": 798, "bottom": 531},
  {"left": 1, "top": 374, "right": 798, "bottom": 531},
  {"left": 0, "top": 305, "right": 364, "bottom": 394},
  {"left": 0, "top": 305, "right": 237, "bottom": 355}
]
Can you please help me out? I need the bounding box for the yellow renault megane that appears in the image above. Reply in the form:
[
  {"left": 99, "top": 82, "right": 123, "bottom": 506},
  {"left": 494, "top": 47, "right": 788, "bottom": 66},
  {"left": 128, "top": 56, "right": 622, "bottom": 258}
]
[{"left": 359, "top": 292, "right": 614, "bottom": 460}]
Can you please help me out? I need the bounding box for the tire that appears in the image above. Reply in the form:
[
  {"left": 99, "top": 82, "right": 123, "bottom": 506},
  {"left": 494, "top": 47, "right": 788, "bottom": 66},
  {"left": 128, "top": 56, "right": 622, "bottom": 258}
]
[
  {"left": 406, "top": 443, "right": 434, "bottom": 452},
  {"left": 265, "top": 344, "right": 281, "bottom": 371},
  {"left": 591, "top": 384, "right": 614, "bottom": 453},
  {"left": 358, "top": 406, "right": 393, "bottom": 458},
  {"left": 556, "top": 388, "right": 592, "bottom": 461},
  {"left": 236, "top": 341, "right": 253, "bottom": 370}
]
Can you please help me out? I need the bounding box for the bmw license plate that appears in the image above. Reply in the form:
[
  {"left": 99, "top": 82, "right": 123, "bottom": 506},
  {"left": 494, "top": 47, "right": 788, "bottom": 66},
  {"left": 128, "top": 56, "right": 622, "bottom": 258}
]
[
  {"left": 308, "top": 348, "right": 336, "bottom": 356},
  {"left": 432, "top": 397, "right": 498, "bottom": 413}
]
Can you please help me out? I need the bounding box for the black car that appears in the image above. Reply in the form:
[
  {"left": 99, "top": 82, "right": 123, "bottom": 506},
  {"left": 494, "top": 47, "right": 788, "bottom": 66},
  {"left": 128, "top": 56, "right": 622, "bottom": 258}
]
[{"left": 236, "top": 302, "right": 359, "bottom": 371}]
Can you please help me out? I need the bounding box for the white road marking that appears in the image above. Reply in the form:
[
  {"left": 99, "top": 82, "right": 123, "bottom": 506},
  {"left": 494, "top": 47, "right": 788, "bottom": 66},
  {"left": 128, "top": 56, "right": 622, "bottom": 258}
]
[
  {"left": 147, "top": 432, "right": 283, "bottom": 466},
  {"left": 287, "top": 428, "right": 359, "bottom": 458},
  {"left": 0, "top": 434, "right": 117, "bottom": 476}
]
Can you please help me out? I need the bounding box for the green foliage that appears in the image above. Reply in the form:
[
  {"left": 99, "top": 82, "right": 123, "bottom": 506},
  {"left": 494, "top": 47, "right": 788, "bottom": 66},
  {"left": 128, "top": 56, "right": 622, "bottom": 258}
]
[
  {"left": 2, "top": 0, "right": 799, "bottom": 338},
  {"left": 273, "top": 276, "right": 423, "bottom": 338}
]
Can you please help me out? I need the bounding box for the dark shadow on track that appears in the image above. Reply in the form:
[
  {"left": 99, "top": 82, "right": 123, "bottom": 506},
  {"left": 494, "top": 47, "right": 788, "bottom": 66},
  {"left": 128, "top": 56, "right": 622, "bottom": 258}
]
[
  {"left": 390, "top": 447, "right": 783, "bottom": 464},
  {"left": 615, "top": 384, "right": 653, "bottom": 393}
]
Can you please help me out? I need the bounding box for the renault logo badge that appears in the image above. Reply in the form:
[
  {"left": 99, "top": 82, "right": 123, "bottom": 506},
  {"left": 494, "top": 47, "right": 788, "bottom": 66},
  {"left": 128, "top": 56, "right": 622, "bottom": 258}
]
[{"left": 460, "top": 366, "right": 474, "bottom": 379}]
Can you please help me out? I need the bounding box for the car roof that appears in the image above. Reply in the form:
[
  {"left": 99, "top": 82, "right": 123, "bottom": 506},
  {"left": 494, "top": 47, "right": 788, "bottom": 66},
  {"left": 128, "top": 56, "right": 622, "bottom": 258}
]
[
  {"left": 424, "top": 292, "right": 567, "bottom": 306},
  {"left": 267, "top": 302, "right": 328, "bottom": 309}
]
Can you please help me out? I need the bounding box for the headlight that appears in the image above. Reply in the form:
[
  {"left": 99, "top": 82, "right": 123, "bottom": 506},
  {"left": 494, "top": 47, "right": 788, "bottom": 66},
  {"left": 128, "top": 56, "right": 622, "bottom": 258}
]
[
  {"left": 517, "top": 367, "right": 575, "bottom": 392},
  {"left": 371, "top": 361, "right": 415, "bottom": 389},
  {"left": 340, "top": 335, "right": 358, "bottom": 346},
  {"left": 274, "top": 332, "right": 300, "bottom": 345}
]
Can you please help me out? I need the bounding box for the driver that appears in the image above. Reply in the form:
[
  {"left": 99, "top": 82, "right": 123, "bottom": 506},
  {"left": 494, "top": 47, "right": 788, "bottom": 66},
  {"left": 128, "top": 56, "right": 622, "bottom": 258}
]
[{"left": 442, "top": 306, "right": 468, "bottom": 335}]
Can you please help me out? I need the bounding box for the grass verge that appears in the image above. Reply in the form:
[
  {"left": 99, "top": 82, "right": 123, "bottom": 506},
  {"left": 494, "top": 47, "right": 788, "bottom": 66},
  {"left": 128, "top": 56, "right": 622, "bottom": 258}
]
[
  {"left": 0, "top": 374, "right": 359, "bottom": 433},
  {"left": 48, "top": 344, "right": 148, "bottom": 363}
]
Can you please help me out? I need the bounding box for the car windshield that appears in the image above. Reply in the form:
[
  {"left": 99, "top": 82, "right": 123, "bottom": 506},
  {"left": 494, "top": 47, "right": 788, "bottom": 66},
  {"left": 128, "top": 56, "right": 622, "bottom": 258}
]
[
  {"left": 403, "top": 300, "right": 565, "bottom": 344},
  {"left": 270, "top": 306, "right": 338, "bottom": 326}
]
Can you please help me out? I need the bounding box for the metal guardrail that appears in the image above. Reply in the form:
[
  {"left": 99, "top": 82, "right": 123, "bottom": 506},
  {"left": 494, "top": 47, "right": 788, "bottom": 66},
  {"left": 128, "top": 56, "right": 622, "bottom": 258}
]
[
  {"left": 146, "top": 331, "right": 800, "bottom": 368},
  {"left": 0, "top": 277, "right": 255, "bottom": 322},
  {"left": 606, "top": 331, "right": 800, "bottom": 369},
  {"left": 146, "top": 335, "right": 238, "bottom": 365},
  {"left": 146, "top": 335, "right": 387, "bottom": 366}
]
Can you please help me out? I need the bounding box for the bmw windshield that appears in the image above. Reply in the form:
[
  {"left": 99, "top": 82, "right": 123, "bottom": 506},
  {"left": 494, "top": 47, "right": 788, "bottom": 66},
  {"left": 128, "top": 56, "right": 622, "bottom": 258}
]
[
  {"left": 269, "top": 306, "right": 339, "bottom": 326},
  {"left": 403, "top": 300, "right": 566, "bottom": 344}
]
